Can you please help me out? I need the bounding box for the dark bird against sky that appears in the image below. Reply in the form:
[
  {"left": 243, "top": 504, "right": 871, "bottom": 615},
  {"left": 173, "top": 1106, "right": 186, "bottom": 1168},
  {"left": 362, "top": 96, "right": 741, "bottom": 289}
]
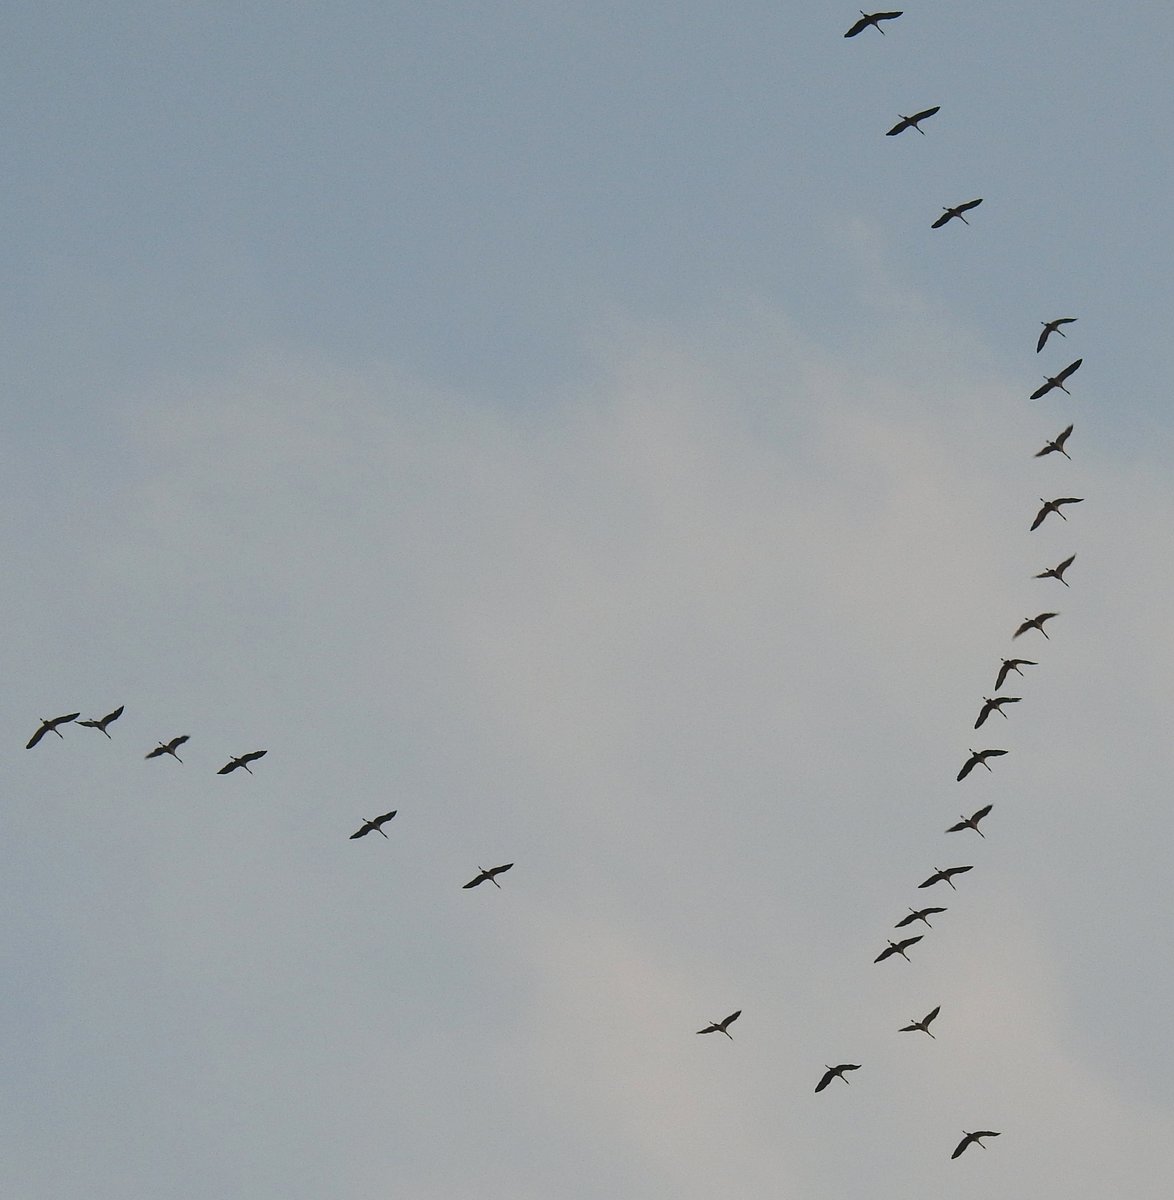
[
  {"left": 1037, "top": 317, "right": 1077, "bottom": 353},
  {"left": 146, "top": 735, "right": 189, "bottom": 762},
  {"left": 995, "top": 658, "right": 1037, "bottom": 690},
  {"left": 25, "top": 712, "right": 80, "bottom": 749},
  {"left": 900, "top": 1005, "right": 940, "bottom": 1038},
  {"left": 815, "top": 1063, "right": 861, "bottom": 1090},
  {"left": 696, "top": 1010, "right": 741, "bottom": 1038},
  {"left": 1035, "top": 554, "right": 1076, "bottom": 586},
  {"left": 974, "top": 696, "right": 1019, "bottom": 728},
  {"left": 919, "top": 865, "right": 973, "bottom": 891},
  {"left": 887, "top": 106, "right": 939, "bottom": 135},
  {"left": 952, "top": 1130, "right": 1000, "bottom": 1159},
  {"left": 957, "top": 748, "right": 1007, "bottom": 781},
  {"left": 1031, "top": 496, "right": 1083, "bottom": 530},
  {"left": 844, "top": 11, "right": 902, "bottom": 37},
  {"left": 218, "top": 750, "right": 267, "bottom": 775},
  {"left": 77, "top": 705, "right": 124, "bottom": 738},
  {"left": 1014, "top": 612, "right": 1058, "bottom": 640},
  {"left": 1035, "top": 424, "right": 1074, "bottom": 459},
  {"left": 932, "top": 198, "right": 982, "bottom": 228},
  {"left": 895, "top": 906, "right": 946, "bottom": 929},
  {"left": 463, "top": 863, "right": 514, "bottom": 889},
  {"left": 350, "top": 811, "right": 397, "bottom": 839},
  {"left": 875, "top": 936, "right": 922, "bottom": 963},
  {"left": 1030, "top": 358, "right": 1082, "bottom": 400},
  {"left": 947, "top": 804, "right": 993, "bottom": 837}
]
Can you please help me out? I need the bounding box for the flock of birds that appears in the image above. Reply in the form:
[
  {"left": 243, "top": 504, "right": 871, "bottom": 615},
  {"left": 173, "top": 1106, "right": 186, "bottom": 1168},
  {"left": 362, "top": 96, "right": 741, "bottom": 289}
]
[{"left": 713, "top": 10, "right": 1089, "bottom": 1163}]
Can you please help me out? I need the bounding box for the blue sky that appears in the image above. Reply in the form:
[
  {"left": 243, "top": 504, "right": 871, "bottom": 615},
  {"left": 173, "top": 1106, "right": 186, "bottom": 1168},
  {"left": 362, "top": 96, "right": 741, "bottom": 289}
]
[{"left": 5, "top": 4, "right": 1173, "bottom": 1198}]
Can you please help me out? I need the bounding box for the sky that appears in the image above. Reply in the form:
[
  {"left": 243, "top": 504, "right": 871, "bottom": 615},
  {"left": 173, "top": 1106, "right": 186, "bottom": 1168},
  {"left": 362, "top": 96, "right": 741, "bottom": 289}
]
[{"left": 4, "top": 3, "right": 1174, "bottom": 1197}]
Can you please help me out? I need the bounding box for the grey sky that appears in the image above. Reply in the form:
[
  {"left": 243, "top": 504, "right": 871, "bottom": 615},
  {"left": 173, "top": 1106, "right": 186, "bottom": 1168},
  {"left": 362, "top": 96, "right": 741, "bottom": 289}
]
[{"left": 5, "top": 4, "right": 1173, "bottom": 1198}]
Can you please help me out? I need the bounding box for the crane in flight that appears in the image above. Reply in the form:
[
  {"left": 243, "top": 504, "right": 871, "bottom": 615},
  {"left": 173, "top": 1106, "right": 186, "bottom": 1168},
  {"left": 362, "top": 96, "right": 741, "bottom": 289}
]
[
  {"left": 146, "top": 735, "right": 189, "bottom": 762},
  {"left": 844, "top": 11, "right": 902, "bottom": 37},
  {"left": 26, "top": 712, "right": 80, "bottom": 749},
  {"left": 895, "top": 906, "right": 946, "bottom": 929},
  {"left": 1014, "top": 612, "right": 1058, "bottom": 640},
  {"left": 875, "top": 936, "right": 922, "bottom": 963},
  {"left": 887, "top": 106, "right": 939, "bottom": 135},
  {"left": 815, "top": 1063, "right": 861, "bottom": 1090},
  {"left": 218, "top": 750, "right": 267, "bottom": 775},
  {"left": 1035, "top": 554, "right": 1076, "bottom": 586},
  {"left": 952, "top": 1130, "right": 1000, "bottom": 1159},
  {"left": 696, "top": 1010, "right": 741, "bottom": 1039},
  {"left": 974, "top": 696, "right": 1019, "bottom": 728},
  {"left": 947, "top": 804, "right": 993, "bottom": 837},
  {"left": 350, "top": 811, "right": 397, "bottom": 839},
  {"left": 932, "top": 198, "right": 982, "bottom": 228},
  {"left": 900, "top": 1005, "right": 940, "bottom": 1038},
  {"left": 957, "top": 748, "right": 1007, "bottom": 780},
  {"left": 919, "top": 865, "right": 973, "bottom": 890},
  {"left": 78, "top": 705, "right": 124, "bottom": 738},
  {"left": 1037, "top": 317, "right": 1076, "bottom": 353},
  {"left": 1030, "top": 358, "right": 1082, "bottom": 399},
  {"left": 995, "top": 658, "right": 1036, "bottom": 690},
  {"left": 1031, "top": 496, "right": 1082, "bottom": 530},
  {"left": 464, "top": 863, "right": 514, "bottom": 889},
  {"left": 1034, "top": 424, "right": 1074, "bottom": 459}
]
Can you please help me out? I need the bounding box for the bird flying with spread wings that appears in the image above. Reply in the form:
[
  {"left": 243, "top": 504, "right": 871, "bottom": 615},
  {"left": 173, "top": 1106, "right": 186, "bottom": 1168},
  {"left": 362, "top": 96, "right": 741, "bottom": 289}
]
[
  {"left": 952, "top": 1130, "right": 1000, "bottom": 1159},
  {"left": 463, "top": 863, "right": 514, "bottom": 889},
  {"left": 895, "top": 906, "right": 946, "bottom": 929},
  {"left": 1014, "top": 612, "right": 1058, "bottom": 640},
  {"left": 887, "top": 106, "right": 939, "bottom": 135},
  {"left": 932, "top": 198, "right": 982, "bottom": 228},
  {"left": 1035, "top": 554, "right": 1076, "bottom": 586},
  {"left": 146, "top": 735, "right": 189, "bottom": 762},
  {"left": 218, "top": 750, "right": 267, "bottom": 775},
  {"left": 78, "top": 706, "right": 124, "bottom": 738},
  {"left": 696, "top": 1010, "right": 741, "bottom": 1038},
  {"left": 26, "top": 712, "right": 80, "bottom": 749},
  {"left": 1037, "top": 317, "right": 1076, "bottom": 353},
  {"left": 995, "top": 658, "right": 1036, "bottom": 690},
  {"left": 947, "top": 805, "right": 993, "bottom": 837},
  {"left": 875, "top": 936, "right": 922, "bottom": 963},
  {"left": 1034, "top": 424, "right": 1074, "bottom": 459},
  {"left": 919, "top": 865, "right": 973, "bottom": 890},
  {"left": 900, "top": 1005, "right": 940, "bottom": 1038},
  {"left": 844, "top": 11, "right": 902, "bottom": 37},
  {"left": 1031, "top": 496, "right": 1083, "bottom": 530},
  {"left": 815, "top": 1063, "right": 861, "bottom": 1090},
  {"left": 350, "top": 811, "right": 397, "bottom": 839},
  {"left": 957, "top": 748, "right": 1007, "bottom": 780},
  {"left": 1030, "top": 358, "right": 1082, "bottom": 399},
  {"left": 974, "top": 696, "right": 1019, "bottom": 728}
]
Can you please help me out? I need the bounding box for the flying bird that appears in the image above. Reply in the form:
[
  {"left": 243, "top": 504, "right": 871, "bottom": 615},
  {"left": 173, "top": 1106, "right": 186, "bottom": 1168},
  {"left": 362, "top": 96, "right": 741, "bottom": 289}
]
[
  {"left": 1037, "top": 317, "right": 1077, "bottom": 353},
  {"left": 974, "top": 696, "right": 1020, "bottom": 728},
  {"left": 952, "top": 1130, "right": 1000, "bottom": 1159},
  {"left": 25, "top": 712, "right": 81, "bottom": 749},
  {"left": 957, "top": 748, "right": 1007, "bottom": 781},
  {"left": 146, "top": 735, "right": 189, "bottom": 762},
  {"left": 995, "top": 658, "right": 1037, "bottom": 690},
  {"left": 77, "top": 705, "right": 124, "bottom": 738},
  {"left": 875, "top": 936, "right": 922, "bottom": 963},
  {"left": 1014, "top": 612, "right": 1059, "bottom": 640},
  {"left": 1034, "top": 424, "right": 1074, "bottom": 459},
  {"left": 932, "top": 198, "right": 982, "bottom": 228},
  {"left": 350, "top": 811, "right": 397, "bottom": 839},
  {"left": 463, "top": 863, "right": 514, "bottom": 889},
  {"left": 696, "top": 1010, "right": 741, "bottom": 1039},
  {"left": 1030, "top": 358, "right": 1082, "bottom": 400},
  {"left": 947, "top": 804, "right": 993, "bottom": 837},
  {"left": 815, "top": 1063, "right": 861, "bottom": 1091},
  {"left": 919, "top": 865, "right": 973, "bottom": 890},
  {"left": 218, "top": 750, "right": 267, "bottom": 775},
  {"left": 1035, "top": 554, "right": 1076, "bottom": 586},
  {"left": 900, "top": 1005, "right": 940, "bottom": 1038},
  {"left": 844, "top": 11, "right": 902, "bottom": 37},
  {"left": 887, "top": 106, "right": 940, "bottom": 135},
  {"left": 895, "top": 906, "right": 946, "bottom": 929},
  {"left": 1030, "top": 496, "right": 1083, "bottom": 530}
]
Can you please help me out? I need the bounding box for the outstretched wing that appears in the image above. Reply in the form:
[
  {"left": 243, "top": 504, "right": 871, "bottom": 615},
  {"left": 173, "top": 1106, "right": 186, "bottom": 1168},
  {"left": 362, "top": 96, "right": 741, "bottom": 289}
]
[
  {"left": 931, "top": 210, "right": 953, "bottom": 228},
  {"left": 957, "top": 197, "right": 982, "bottom": 213},
  {"left": 956, "top": 755, "right": 978, "bottom": 781},
  {"left": 814, "top": 1067, "right": 836, "bottom": 1091},
  {"left": 1057, "top": 358, "right": 1082, "bottom": 383},
  {"left": 488, "top": 862, "right": 514, "bottom": 878},
  {"left": 1029, "top": 380, "right": 1055, "bottom": 400},
  {"left": 217, "top": 760, "right": 240, "bottom": 774},
  {"left": 349, "top": 824, "right": 373, "bottom": 839},
  {"left": 26, "top": 724, "right": 49, "bottom": 749},
  {"left": 721, "top": 1009, "right": 741, "bottom": 1029},
  {"left": 241, "top": 750, "right": 267, "bottom": 765}
]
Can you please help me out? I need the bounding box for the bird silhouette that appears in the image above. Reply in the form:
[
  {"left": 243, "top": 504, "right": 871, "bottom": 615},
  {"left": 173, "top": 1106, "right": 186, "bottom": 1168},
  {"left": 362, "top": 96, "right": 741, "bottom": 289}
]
[
  {"left": 1034, "top": 424, "right": 1074, "bottom": 459},
  {"left": 1031, "top": 496, "right": 1083, "bottom": 530},
  {"left": 1030, "top": 358, "right": 1082, "bottom": 400},
  {"left": 952, "top": 1130, "right": 1000, "bottom": 1159},
  {"left": 932, "top": 198, "right": 982, "bottom": 228},
  {"left": 957, "top": 748, "right": 1007, "bottom": 781},
  {"left": 815, "top": 1063, "right": 861, "bottom": 1090},
  {"left": 1037, "top": 317, "right": 1076, "bottom": 353},
  {"left": 947, "top": 804, "right": 993, "bottom": 837},
  {"left": 26, "top": 712, "right": 80, "bottom": 749},
  {"left": 887, "top": 106, "right": 939, "bottom": 135},
  {"left": 696, "top": 1010, "right": 741, "bottom": 1038},
  {"left": 919, "top": 865, "right": 973, "bottom": 891},
  {"left": 844, "top": 11, "right": 902, "bottom": 37},
  {"left": 974, "top": 696, "right": 1020, "bottom": 728},
  {"left": 900, "top": 1005, "right": 940, "bottom": 1038},
  {"left": 1014, "top": 612, "right": 1058, "bottom": 640},
  {"left": 1035, "top": 554, "right": 1076, "bottom": 586},
  {"left": 77, "top": 705, "right": 124, "bottom": 738},
  {"left": 895, "top": 906, "right": 946, "bottom": 929},
  {"left": 350, "top": 811, "right": 397, "bottom": 839},
  {"left": 463, "top": 863, "right": 514, "bottom": 889},
  {"left": 218, "top": 750, "right": 267, "bottom": 775},
  {"left": 995, "top": 658, "right": 1037, "bottom": 690},
  {"left": 875, "top": 936, "right": 922, "bottom": 963},
  {"left": 146, "top": 735, "right": 189, "bottom": 762}
]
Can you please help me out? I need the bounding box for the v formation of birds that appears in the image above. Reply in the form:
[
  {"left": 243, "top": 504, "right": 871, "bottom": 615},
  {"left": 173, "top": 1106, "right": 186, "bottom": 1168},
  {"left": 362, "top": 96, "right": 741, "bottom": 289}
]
[{"left": 22, "top": 9, "right": 1096, "bottom": 1176}]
